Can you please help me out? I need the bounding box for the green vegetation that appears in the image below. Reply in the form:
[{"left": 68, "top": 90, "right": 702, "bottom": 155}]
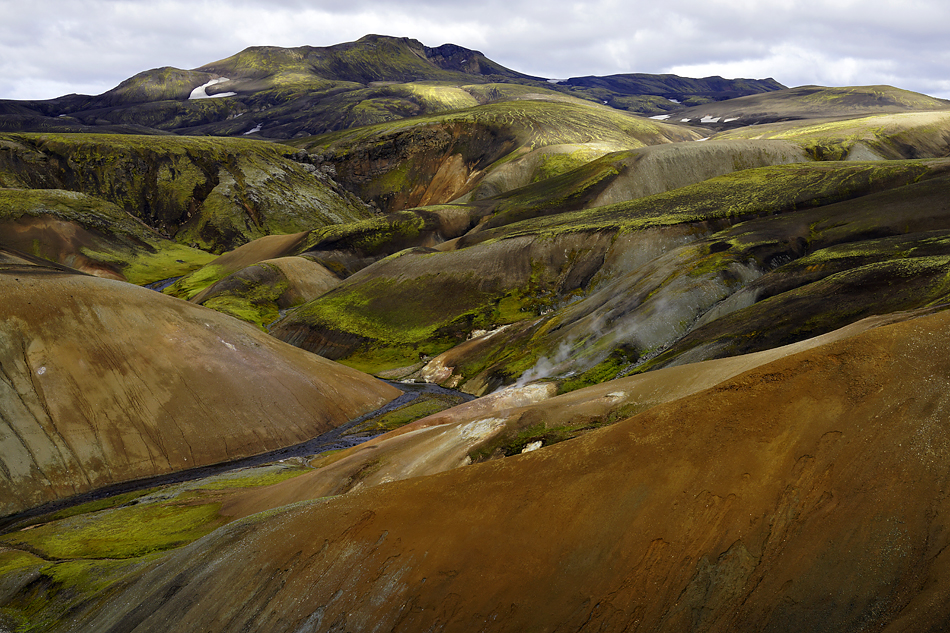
[
  {"left": 1, "top": 502, "right": 224, "bottom": 560},
  {"left": 717, "top": 111, "right": 950, "bottom": 160},
  {"left": 0, "top": 188, "right": 214, "bottom": 283},
  {"left": 163, "top": 263, "right": 227, "bottom": 299},
  {"left": 202, "top": 292, "right": 282, "bottom": 329},
  {"left": 195, "top": 464, "right": 309, "bottom": 490},
  {"left": 0, "top": 461, "right": 314, "bottom": 631},
  {"left": 346, "top": 393, "right": 466, "bottom": 435},
  {"left": 491, "top": 159, "right": 940, "bottom": 240},
  {"left": 0, "top": 132, "right": 374, "bottom": 253},
  {"left": 466, "top": 399, "right": 646, "bottom": 461}
]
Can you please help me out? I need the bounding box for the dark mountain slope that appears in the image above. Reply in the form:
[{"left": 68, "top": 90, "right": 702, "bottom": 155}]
[
  {"left": 0, "top": 133, "right": 373, "bottom": 252},
  {"left": 0, "top": 35, "right": 784, "bottom": 138}
]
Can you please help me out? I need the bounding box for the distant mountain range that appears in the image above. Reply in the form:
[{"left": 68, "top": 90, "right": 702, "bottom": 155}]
[{"left": 0, "top": 34, "right": 786, "bottom": 138}]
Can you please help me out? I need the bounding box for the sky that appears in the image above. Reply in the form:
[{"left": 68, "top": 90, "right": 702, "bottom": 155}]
[{"left": 2, "top": 0, "right": 949, "bottom": 101}]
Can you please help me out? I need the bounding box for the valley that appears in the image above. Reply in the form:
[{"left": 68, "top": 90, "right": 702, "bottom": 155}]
[{"left": 1, "top": 34, "right": 950, "bottom": 632}]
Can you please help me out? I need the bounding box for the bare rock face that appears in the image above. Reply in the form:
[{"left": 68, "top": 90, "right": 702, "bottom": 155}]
[
  {"left": 70, "top": 307, "right": 950, "bottom": 633},
  {"left": 0, "top": 257, "right": 401, "bottom": 516}
]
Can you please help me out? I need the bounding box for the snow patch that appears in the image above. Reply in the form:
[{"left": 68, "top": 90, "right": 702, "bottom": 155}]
[
  {"left": 243, "top": 123, "right": 263, "bottom": 135},
  {"left": 681, "top": 118, "right": 692, "bottom": 122},
  {"left": 724, "top": 117, "right": 739, "bottom": 122},
  {"left": 190, "top": 77, "right": 236, "bottom": 100},
  {"left": 649, "top": 114, "right": 671, "bottom": 120},
  {"left": 696, "top": 137, "right": 710, "bottom": 142},
  {"left": 547, "top": 78, "right": 567, "bottom": 84},
  {"left": 668, "top": 98, "right": 681, "bottom": 104},
  {"left": 521, "top": 441, "right": 543, "bottom": 454},
  {"left": 700, "top": 116, "right": 721, "bottom": 123}
]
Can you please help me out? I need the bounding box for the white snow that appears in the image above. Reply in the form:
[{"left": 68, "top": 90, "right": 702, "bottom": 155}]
[
  {"left": 724, "top": 117, "right": 740, "bottom": 123},
  {"left": 547, "top": 78, "right": 567, "bottom": 84},
  {"left": 700, "top": 116, "right": 721, "bottom": 123},
  {"left": 189, "top": 77, "right": 236, "bottom": 100},
  {"left": 243, "top": 123, "right": 263, "bottom": 135},
  {"left": 521, "top": 441, "right": 543, "bottom": 454},
  {"left": 668, "top": 98, "right": 681, "bottom": 104},
  {"left": 696, "top": 137, "right": 710, "bottom": 142},
  {"left": 681, "top": 118, "right": 692, "bottom": 122},
  {"left": 649, "top": 114, "right": 671, "bottom": 120}
]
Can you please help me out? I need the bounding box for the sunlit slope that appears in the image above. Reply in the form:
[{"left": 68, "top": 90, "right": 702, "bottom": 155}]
[
  {"left": 0, "top": 254, "right": 400, "bottom": 516},
  {"left": 0, "top": 133, "right": 373, "bottom": 252},
  {"left": 298, "top": 96, "right": 704, "bottom": 211},
  {"left": 69, "top": 307, "right": 950, "bottom": 633},
  {"left": 210, "top": 309, "right": 923, "bottom": 519},
  {"left": 715, "top": 110, "right": 950, "bottom": 160},
  {"left": 677, "top": 84, "right": 950, "bottom": 129}
]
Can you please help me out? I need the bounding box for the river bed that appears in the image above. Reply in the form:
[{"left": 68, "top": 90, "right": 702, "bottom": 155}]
[{"left": 0, "top": 380, "right": 473, "bottom": 532}]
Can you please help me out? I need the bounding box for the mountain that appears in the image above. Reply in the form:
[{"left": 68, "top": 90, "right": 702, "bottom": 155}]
[
  {"left": 5, "top": 34, "right": 950, "bottom": 633},
  {"left": 0, "top": 35, "right": 783, "bottom": 139},
  {"left": 0, "top": 250, "right": 400, "bottom": 516}
]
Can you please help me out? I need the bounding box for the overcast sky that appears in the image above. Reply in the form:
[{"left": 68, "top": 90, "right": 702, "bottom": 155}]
[{"left": 2, "top": 0, "right": 948, "bottom": 101}]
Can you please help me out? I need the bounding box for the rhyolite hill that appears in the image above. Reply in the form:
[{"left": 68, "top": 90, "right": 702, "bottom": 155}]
[{"left": 2, "top": 34, "right": 950, "bottom": 633}]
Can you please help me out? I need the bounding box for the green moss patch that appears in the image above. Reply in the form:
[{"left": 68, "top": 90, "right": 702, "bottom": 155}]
[
  {"left": 163, "top": 263, "right": 227, "bottom": 299},
  {"left": 1, "top": 502, "right": 225, "bottom": 560},
  {"left": 346, "top": 393, "right": 466, "bottom": 435},
  {"left": 195, "top": 464, "right": 309, "bottom": 491}
]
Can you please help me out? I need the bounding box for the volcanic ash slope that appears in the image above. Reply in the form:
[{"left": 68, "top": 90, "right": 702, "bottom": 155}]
[
  {"left": 74, "top": 306, "right": 950, "bottom": 632},
  {"left": 0, "top": 256, "right": 400, "bottom": 516}
]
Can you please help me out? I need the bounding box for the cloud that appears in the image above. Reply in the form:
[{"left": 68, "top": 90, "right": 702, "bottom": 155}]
[{"left": 2, "top": 0, "right": 949, "bottom": 101}]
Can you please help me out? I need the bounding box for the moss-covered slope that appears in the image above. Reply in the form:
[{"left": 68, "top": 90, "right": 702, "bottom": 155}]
[
  {"left": 715, "top": 110, "right": 950, "bottom": 160},
  {"left": 296, "top": 97, "right": 703, "bottom": 212},
  {"left": 270, "top": 159, "right": 950, "bottom": 393},
  {"left": 677, "top": 84, "right": 950, "bottom": 132},
  {"left": 0, "top": 35, "right": 785, "bottom": 139},
  {"left": 0, "top": 133, "right": 374, "bottom": 252},
  {"left": 0, "top": 188, "right": 213, "bottom": 283}
]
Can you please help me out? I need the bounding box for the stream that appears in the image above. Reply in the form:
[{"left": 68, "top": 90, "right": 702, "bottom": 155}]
[{"left": 0, "top": 380, "right": 474, "bottom": 533}]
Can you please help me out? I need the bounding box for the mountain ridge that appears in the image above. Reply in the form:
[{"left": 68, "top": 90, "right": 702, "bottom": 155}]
[{"left": 0, "top": 34, "right": 786, "bottom": 138}]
